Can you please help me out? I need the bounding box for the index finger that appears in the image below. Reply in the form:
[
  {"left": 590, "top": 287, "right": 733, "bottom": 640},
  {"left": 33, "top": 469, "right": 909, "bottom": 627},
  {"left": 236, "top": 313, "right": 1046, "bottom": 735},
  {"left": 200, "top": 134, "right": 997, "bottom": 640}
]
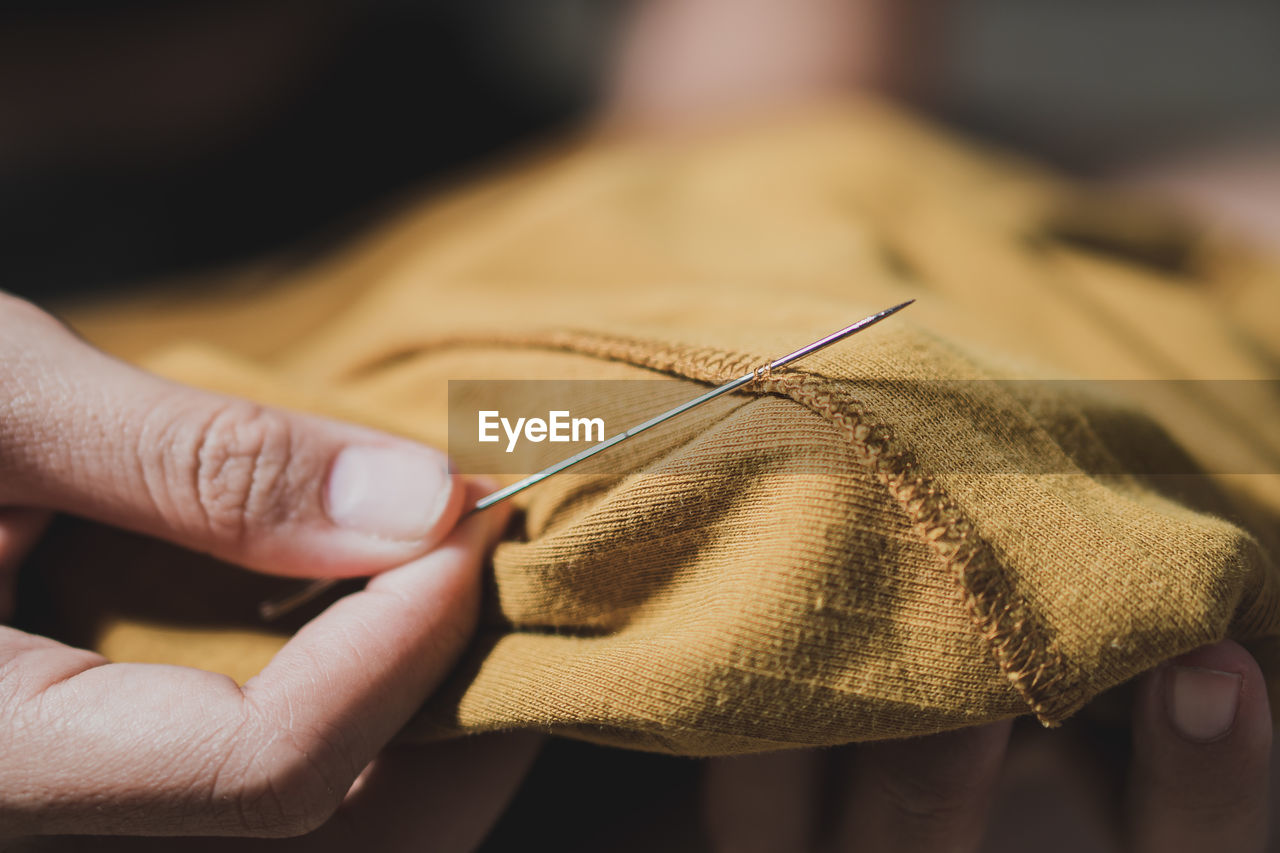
[{"left": 0, "top": 486, "right": 509, "bottom": 840}]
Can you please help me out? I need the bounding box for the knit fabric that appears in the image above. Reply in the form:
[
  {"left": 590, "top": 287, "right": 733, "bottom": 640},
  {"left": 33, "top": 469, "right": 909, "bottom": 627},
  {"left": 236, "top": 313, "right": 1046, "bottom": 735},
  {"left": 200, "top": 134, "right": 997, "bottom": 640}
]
[{"left": 43, "top": 99, "right": 1280, "bottom": 755}]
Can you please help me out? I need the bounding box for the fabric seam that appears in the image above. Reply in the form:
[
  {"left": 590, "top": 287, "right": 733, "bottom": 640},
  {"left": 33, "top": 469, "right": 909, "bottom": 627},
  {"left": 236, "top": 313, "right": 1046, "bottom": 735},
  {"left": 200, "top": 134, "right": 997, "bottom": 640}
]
[{"left": 352, "top": 329, "right": 1086, "bottom": 722}]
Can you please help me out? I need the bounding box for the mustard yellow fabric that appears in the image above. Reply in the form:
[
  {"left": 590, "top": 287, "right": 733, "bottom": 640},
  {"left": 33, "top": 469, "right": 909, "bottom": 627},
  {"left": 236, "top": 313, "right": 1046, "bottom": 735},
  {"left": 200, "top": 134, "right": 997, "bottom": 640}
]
[{"left": 44, "top": 99, "right": 1280, "bottom": 755}]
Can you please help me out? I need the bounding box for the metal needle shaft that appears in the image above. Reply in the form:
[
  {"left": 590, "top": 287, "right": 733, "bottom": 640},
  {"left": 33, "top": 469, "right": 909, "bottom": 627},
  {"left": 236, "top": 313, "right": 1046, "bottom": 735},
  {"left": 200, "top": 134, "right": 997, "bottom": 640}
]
[
  {"left": 473, "top": 299, "right": 913, "bottom": 510},
  {"left": 260, "top": 300, "right": 913, "bottom": 620}
]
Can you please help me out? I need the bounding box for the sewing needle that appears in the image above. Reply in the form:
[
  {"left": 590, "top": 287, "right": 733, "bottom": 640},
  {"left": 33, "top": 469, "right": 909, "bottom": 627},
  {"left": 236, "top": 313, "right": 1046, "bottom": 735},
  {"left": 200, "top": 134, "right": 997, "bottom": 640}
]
[{"left": 260, "top": 300, "right": 913, "bottom": 620}]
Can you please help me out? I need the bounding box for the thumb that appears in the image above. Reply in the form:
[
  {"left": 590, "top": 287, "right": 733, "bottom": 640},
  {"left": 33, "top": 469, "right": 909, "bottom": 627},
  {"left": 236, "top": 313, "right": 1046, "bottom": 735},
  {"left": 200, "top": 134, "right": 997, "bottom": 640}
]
[{"left": 0, "top": 292, "right": 464, "bottom": 578}]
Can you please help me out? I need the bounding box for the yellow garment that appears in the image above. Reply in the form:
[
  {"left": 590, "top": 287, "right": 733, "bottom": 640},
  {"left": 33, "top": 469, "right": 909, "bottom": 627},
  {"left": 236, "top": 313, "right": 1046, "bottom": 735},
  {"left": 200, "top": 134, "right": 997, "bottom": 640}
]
[{"left": 42, "top": 99, "right": 1280, "bottom": 755}]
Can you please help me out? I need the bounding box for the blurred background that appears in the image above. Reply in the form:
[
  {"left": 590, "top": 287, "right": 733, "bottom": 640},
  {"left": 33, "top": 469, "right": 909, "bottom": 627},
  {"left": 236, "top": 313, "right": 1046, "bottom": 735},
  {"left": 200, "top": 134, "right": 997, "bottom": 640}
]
[{"left": 2, "top": 0, "right": 1278, "bottom": 301}]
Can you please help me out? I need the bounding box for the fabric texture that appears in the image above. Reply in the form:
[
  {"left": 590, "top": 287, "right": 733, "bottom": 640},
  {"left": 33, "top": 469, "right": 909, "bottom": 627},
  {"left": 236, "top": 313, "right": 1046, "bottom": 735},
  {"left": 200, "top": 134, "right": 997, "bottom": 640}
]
[{"left": 37, "top": 98, "right": 1280, "bottom": 756}]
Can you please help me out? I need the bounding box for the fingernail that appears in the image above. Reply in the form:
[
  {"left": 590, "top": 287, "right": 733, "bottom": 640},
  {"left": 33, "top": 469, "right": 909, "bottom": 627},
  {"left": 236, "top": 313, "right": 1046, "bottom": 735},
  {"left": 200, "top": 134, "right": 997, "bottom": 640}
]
[
  {"left": 326, "top": 446, "right": 454, "bottom": 541},
  {"left": 1167, "top": 665, "right": 1241, "bottom": 742}
]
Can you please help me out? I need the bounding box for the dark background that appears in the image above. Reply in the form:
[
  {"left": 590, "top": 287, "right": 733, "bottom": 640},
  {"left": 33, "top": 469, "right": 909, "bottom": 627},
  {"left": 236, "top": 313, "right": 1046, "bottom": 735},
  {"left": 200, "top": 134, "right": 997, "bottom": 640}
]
[{"left": 2, "top": 0, "right": 1277, "bottom": 302}]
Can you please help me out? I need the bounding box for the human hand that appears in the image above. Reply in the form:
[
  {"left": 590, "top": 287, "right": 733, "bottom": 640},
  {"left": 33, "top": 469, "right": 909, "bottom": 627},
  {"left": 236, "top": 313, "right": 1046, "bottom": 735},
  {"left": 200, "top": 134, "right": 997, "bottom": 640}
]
[
  {"left": 0, "top": 292, "right": 525, "bottom": 843},
  {"left": 704, "top": 640, "right": 1273, "bottom": 852}
]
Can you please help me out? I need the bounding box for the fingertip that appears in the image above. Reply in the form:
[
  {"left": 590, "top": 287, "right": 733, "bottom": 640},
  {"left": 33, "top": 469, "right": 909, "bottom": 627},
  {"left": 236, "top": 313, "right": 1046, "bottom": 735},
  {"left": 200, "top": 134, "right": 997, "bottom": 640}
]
[
  {"left": 325, "top": 444, "right": 464, "bottom": 546},
  {"left": 362, "top": 477, "right": 510, "bottom": 600},
  {"left": 1128, "top": 640, "right": 1271, "bottom": 852},
  {"left": 248, "top": 484, "right": 511, "bottom": 780},
  {"left": 1156, "top": 640, "right": 1270, "bottom": 749},
  {"left": 276, "top": 447, "right": 469, "bottom": 581}
]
